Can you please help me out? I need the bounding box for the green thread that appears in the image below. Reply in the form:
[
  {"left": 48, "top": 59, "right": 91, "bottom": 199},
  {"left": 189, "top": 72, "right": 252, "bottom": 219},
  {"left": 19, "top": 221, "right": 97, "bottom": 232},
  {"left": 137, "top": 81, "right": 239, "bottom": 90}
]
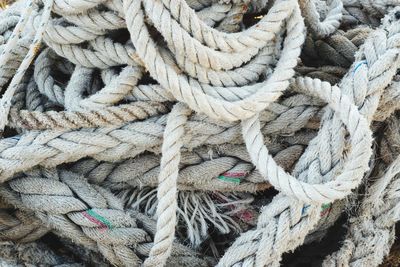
[
  {"left": 320, "top": 203, "right": 332, "bottom": 217},
  {"left": 321, "top": 203, "right": 331, "bottom": 211},
  {"left": 218, "top": 175, "right": 241, "bottom": 184},
  {"left": 87, "top": 209, "right": 113, "bottom": 229}
]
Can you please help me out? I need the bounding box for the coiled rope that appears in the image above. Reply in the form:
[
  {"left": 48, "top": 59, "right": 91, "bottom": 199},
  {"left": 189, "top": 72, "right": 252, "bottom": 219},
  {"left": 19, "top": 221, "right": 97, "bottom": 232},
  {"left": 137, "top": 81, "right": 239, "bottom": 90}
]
[{"left": 0, "top": 0, "right": 399, "bottom": 266}]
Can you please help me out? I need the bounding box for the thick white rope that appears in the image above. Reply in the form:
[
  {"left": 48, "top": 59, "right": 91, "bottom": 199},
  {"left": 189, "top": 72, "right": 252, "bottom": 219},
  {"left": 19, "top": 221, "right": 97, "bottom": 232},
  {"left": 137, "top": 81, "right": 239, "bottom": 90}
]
[
  {"left": 242, "top": 77, "right": 372, "bottom": 203},
  {"left": 143, "top": 103, "right": 191, "bottom": 266}
]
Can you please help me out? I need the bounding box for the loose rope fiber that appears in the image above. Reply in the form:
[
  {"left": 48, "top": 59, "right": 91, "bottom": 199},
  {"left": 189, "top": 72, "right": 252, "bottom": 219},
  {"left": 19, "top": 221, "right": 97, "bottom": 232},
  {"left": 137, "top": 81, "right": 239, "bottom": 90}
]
[{"left": 0, "top": 0, "right": 399, "bottom": 266}]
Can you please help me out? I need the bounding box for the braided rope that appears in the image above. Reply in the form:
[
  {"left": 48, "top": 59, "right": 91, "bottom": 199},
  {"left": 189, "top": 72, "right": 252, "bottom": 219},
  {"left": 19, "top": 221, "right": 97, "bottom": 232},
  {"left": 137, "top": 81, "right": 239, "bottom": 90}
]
[
  {"left": 218, "top": 7, "right": 400, "bottom": 266},
  {"left": 0, "top": 169, "right": 209, "bottom": 266},
  {"left": 323, "top": 115, "right": 400, "bottom": 266}
]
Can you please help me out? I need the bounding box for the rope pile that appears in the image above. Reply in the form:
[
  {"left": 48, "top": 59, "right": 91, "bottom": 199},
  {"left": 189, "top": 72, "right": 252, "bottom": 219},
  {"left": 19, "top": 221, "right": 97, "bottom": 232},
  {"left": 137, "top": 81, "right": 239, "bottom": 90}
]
[{"left": 0, "top": 0, "right": 399, "bottom": 266}]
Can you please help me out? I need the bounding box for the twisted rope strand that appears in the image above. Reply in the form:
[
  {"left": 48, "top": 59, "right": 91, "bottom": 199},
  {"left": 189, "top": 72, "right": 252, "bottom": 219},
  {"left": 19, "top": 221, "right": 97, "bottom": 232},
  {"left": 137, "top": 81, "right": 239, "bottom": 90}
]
[{"left": 144, "top": 103, "right": 191, "bottom": 266}]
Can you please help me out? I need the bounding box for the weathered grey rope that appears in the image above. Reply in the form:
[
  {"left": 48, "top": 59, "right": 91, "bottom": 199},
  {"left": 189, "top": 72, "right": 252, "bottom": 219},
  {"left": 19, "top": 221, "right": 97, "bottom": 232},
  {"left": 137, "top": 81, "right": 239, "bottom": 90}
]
[
  {"left": 0, "top": 209, "right": 49, "bottom": 243},
  {"left": 0, "top": 169, "right": 209, "bottom": 267},
  {"left": 0, "top": 240, "right": 85, "bottom": 266},
  {"left": 0, "top": 0, "right": 54, "bottom": 134},
  {"left": 0, "top": 95, "right": 323, "bottom": 183},
  {"left": 70, "top": 144, "right": 303, "bottom": 192},
  {"left": 302, "top": 26, "right": 372, "bottom": 68},
  {"left": 299, "top": 0, "right": 343, "bottom": 38}
]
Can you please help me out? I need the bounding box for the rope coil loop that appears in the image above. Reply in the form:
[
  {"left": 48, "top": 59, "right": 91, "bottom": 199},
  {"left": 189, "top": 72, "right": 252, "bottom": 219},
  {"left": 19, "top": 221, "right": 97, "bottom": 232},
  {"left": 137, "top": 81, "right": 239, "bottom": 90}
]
[
  {"left": 124, "top": 0, "right": 305, "bottom": 122},
  {"left": 242, "top": 77, "right": 372, "bottom": 203}
]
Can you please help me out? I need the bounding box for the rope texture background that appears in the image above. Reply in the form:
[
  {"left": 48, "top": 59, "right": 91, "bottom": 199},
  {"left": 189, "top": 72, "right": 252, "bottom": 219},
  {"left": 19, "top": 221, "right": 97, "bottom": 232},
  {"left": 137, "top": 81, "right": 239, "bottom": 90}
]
[{"left": 0, "top": 0, "right": 399, "bottom": 266}]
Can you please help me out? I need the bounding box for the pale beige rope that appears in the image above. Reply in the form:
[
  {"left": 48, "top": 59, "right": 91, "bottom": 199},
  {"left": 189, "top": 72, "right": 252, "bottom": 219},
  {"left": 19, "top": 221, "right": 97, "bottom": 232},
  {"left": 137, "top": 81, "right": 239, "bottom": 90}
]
[
  {"left": 144, "top": 103, "right": 191, "bottom": 266},
  {"left": 0, "top": 0, "right": 54, "bottom": 134},
  {"left": 142, "top": 0, "right": 286, "bottom": 69},
  {"left": 218, "top": 8, "right": 400, "bottom": 266},
  {"left": 242, "top": 77, "right": 372, "bottom": 203},
  {"left": 9, "top": 102, "right": 169, "bottom": 130},
  {"left": 299, "top": 0, "right": 343, "bottom": 38},
  {"left": 124, "top": 0, "right": 305, "bottom": 122},
  {"left": 0, "top": 2, "right": 400, "bottom": 266},
  {"left": 217, "top": 77, "right": 371, "bottom": 266}
]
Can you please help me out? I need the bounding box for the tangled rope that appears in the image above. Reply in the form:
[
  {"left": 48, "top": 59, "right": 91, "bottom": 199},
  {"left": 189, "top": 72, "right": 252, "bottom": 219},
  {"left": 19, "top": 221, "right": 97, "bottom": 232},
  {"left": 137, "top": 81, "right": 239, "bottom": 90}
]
[{"left": 0, "top": 0, "right": 400, "bottom": 266}]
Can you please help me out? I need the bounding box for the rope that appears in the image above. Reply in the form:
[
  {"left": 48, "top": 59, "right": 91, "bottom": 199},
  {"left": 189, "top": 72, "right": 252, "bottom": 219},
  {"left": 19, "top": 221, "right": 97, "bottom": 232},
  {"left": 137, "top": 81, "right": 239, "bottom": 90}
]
[
  {"left": 242, "top": 77, "right": 371, "bottom": 203},
  {"left": 218, "top": 7, "right": 400, "bottom": 266},
  {"left": 0, "top": 0, "right": 400, "bottom": 266},
  {"left": 323, "top": 115, "right": 400, "bottom": 266},
  {"left": 299, "top": 0, "right": 343, "bottom": 38},
  {"left": 0, "top": 169, "right": 209, "bottom": 266},
  {"left": 144, "top": 103, "right": 190, "bottom": 266}
]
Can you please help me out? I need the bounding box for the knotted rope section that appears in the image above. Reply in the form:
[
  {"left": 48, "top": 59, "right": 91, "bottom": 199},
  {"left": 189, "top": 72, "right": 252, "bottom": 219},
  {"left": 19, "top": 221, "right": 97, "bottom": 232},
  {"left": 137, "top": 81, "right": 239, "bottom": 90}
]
[{"left": 0, "top": 0, "right": 399, "bottom": 266}]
